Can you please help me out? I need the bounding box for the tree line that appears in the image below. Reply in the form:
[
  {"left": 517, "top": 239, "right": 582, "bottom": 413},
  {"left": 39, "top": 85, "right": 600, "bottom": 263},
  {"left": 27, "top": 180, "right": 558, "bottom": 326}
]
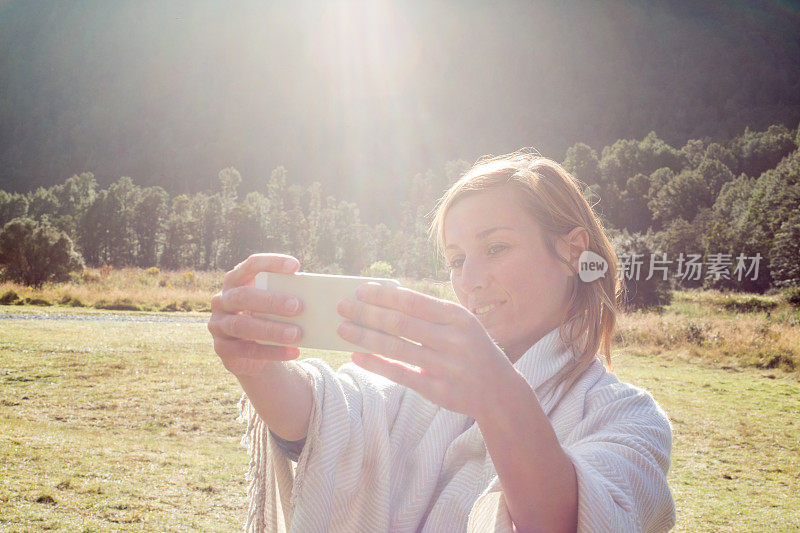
[
  {"left": 1, "top": 122, "right": 799, "bottom": 297},
  {"left": 0, "top": 164, "right": 450, "bottom": 281}
]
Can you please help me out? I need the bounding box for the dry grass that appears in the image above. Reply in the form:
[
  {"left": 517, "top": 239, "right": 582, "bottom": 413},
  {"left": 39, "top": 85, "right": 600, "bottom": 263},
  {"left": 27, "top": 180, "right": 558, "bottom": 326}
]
[
  {"left": 614, "top": 290, "right": 800, "bottom": 379},
  {"left": 0, "top": 267, "right": 222, "bottom": 312}
]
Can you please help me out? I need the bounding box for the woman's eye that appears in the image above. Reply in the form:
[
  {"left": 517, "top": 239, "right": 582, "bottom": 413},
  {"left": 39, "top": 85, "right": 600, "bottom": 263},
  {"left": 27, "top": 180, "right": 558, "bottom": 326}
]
[
  {"left": 448, "top": 257, "right": 464, "bottom": 269},
  {"left": 487, "top": 243, "right": 508, "bottom": 255}
]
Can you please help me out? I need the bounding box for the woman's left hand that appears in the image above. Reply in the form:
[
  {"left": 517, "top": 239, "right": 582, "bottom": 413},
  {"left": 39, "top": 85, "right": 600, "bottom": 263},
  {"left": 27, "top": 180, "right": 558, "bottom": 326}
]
[{"left": 337, "top": 283, "right": 522, "bottom": 420}]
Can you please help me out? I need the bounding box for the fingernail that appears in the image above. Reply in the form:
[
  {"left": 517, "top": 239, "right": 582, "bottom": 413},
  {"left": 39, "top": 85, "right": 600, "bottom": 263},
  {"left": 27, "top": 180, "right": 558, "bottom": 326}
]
[
  {"left": 338, "top": 298, "right": 354, "bottom": 315},
  {"left": 338, "top": 322, "right": 354, "bottom": 338},
  {"left": 284, "top": 298, "right": 300, "bottom": 313},
  {"left": 283, "top": 326, "right": 299, "bottom": 343},
  {"left": 284, "top": 258, "right": 296, "bottom": 270},
  {"left": 357, "top": 282, "right": 382, "bottom": 299}
]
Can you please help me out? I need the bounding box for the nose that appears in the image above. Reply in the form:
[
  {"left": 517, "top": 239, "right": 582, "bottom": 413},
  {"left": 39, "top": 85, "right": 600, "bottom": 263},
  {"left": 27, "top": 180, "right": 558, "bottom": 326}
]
[{"left": 455, "top": 255, "right": 489, "bottom": 295}]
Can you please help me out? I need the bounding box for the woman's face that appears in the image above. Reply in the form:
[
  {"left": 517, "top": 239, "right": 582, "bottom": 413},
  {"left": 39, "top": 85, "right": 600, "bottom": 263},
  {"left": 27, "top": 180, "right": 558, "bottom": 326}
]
[{"left": 443, "top": 185, "right": 574, "bottom": 361}]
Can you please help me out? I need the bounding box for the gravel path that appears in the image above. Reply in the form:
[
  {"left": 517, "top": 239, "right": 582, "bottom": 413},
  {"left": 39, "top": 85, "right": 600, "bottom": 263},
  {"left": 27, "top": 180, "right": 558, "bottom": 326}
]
[{"left": 0, "top": 312, "right": 207, "bottom": 323}]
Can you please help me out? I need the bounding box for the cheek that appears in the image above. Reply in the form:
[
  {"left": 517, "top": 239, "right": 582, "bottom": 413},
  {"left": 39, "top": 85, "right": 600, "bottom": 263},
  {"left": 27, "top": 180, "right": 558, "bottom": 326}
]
[
  {"left": 512, "top": 258, "right": 570, "bottom": 303},
  {"left": 538, "top": 271, "right": 573, "bottom": 310}
]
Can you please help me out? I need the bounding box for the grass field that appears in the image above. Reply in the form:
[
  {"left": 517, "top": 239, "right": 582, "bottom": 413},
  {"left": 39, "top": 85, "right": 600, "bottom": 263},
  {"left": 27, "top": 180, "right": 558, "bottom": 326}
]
[{"left": 1, "top": 291, "right": 799, "bottom": 530}]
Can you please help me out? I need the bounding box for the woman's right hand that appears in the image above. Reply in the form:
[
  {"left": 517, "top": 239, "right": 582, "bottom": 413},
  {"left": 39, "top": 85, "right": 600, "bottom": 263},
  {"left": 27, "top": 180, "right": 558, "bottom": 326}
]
[{"left": 208, "top": 253, "right": 304, "bottom": 378}]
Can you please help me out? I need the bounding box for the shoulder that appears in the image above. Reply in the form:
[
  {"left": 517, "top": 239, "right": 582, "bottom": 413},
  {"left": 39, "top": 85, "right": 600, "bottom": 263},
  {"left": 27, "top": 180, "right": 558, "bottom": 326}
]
[
  {"left": 570, "top": 359, "right": 673, "bottom": 444},
  {"left": 563, "top": 360, "right": 677, "bottom": 531},
  {"left": 579, "top": 358, "right": 668, "bottom": 414}
]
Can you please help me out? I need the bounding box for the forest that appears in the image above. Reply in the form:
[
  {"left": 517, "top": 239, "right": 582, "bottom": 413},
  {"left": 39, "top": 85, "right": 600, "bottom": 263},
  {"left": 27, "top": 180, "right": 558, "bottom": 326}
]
[{"left": 1, "top": 122, "right": 799, "bottom": 296}]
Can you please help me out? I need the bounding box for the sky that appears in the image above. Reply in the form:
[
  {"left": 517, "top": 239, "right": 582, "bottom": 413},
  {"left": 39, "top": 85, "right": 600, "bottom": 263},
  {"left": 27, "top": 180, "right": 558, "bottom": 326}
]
[{"left": 1, "top": 0, "right": 799, "bottom": 217}]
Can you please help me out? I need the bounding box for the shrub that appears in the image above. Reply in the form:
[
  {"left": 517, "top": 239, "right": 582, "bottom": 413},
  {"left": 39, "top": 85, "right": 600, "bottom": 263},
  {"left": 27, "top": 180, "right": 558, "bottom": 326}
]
[
  {"left": 193, "top": 302, "right": 211, "bottom": 312},
  {"left": 403, "top": 278, "right": 455, "bottom": 300},
  {"left": 33, "top": 493, "right": 56, "bottom": 505},
  {"left": 94, "top": 298, "right": 141, "bottom": 311},
  {"left": 145, "top": 267, "right": 161, "bottom": 276},
  {"left": 784, "top": 287, "right": 800, "bottom": 308},
  {"left": 717, "top": 295, "right": 778, "bottom": 313},
  {"left": 685, "top": 321, "right": 705, "bottom": 344},
  {"left": 612, "top": 231, "right": 672, "bottom": 311},
  {"left": 0, "top": 289, "right": 20, "bottom": 304},
  {"left": 160, "top": 301, "right": 190, "bottom": 312},
  {"left": 361, "top": 261, "right": 395, "bottom": 278},
  {"left": 758, "top": 349, "right": 797, "bottom": 371},
  {"left": 82, "top": 270, "right": 101, "bottom": 283},
  {"left": 59, "top": 295, "right": 85, "bottom": 307},
  {"left": 0, "top": 217, "right": 84, "bottom": 287}
]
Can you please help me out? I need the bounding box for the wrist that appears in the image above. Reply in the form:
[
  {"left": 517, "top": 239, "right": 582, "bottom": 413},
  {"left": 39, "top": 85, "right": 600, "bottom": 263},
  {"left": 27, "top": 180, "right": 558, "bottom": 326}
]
[{"left": 473, "top": 364, "right": 533, "bottom": 425}]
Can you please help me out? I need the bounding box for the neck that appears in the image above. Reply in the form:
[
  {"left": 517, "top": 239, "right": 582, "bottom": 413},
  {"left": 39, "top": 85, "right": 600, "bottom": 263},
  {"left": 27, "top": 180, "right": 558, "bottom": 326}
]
[{"left": 503, "top": 325, "right": 562, "bottom": 364}]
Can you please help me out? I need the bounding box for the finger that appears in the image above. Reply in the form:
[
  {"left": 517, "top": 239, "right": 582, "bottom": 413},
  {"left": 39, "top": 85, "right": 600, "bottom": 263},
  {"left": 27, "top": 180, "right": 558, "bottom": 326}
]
[
  {"left": 214, "top": 336, "right": 300, "bottom": 361},
  {"left": 212, "top": 313, "right": 302, "bottom": 345},
  {"left": 213, "top": 286, "right": 302, "bottom": 316},
  {"left": 337, "top": 297, "right": 449, "bottom": 350},
  {"left": 223, "top": 254, "right": 300, "bottom": 291},
  {"left": 350, "top": 352, "right": 430, "bottom": 392},
  {"left": 355, "top": 283, "right": 465, "bottom": 325},
  {"left": 337, "top": 321, "right": 439, "bottom": 371}
]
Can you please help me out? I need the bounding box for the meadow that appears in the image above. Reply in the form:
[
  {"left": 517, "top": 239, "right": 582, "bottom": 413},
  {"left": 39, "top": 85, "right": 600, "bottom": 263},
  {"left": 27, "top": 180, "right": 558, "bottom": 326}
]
[
  {"left": 1, "top": 269, "right": 799, "bottom": 531},
  {"left": 2, "top": 266, "right": 798, "bottom": 377}
]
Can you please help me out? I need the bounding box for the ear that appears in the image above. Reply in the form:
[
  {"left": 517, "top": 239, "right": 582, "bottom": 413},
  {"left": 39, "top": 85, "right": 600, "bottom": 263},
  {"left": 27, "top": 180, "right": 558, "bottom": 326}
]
[{"left": 557, "top": 227, "right": 589, "bottom": 275}]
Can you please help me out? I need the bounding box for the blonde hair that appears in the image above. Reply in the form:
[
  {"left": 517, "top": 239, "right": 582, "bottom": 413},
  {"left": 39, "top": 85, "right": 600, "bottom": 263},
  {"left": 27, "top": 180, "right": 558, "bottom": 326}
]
[{"left": 430, "top": 150, "right": 620, "bottom": 384}]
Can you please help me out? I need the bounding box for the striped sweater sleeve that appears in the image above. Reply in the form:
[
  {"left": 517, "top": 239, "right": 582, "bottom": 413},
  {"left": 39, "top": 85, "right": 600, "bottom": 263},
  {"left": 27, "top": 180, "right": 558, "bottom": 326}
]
[
  {"left": 241, "top": 357, "right": 411, "bottom": 532},
  {"left": 561, "top": 379, "right": 676, "bottom": 532}
]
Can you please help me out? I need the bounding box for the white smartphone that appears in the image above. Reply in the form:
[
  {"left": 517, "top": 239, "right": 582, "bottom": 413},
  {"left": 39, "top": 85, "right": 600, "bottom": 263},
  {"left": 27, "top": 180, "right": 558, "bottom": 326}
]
[{"left": 254, "top": 271, "right": 402, "bottom": 352}]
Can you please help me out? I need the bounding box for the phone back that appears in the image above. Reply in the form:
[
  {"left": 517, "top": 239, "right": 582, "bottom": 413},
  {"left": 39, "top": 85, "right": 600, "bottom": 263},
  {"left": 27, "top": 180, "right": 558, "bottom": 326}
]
[{"left": 254, "top": 272, "right": 401, "bottom": 352}]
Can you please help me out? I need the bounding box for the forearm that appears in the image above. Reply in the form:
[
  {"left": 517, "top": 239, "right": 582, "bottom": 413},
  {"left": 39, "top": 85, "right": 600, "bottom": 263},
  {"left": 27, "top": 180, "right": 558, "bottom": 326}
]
[
  {"left": 236, "top": 361, "right": 314, "bottom": 441},
  {"left": 476, "top": 370, "right": 578, "bottom": 533}
]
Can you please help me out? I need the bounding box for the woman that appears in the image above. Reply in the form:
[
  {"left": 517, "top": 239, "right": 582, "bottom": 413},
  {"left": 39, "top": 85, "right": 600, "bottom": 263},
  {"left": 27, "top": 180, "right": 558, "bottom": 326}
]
[{"left": 208, "top": 151, "right": 676, "bottom": 532}]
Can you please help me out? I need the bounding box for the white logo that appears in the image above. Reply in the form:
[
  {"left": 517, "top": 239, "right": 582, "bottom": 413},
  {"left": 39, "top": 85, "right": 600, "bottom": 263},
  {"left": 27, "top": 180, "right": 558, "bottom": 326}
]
[{"left": 578, "top": 251, "right": 608, "bottom": 282}]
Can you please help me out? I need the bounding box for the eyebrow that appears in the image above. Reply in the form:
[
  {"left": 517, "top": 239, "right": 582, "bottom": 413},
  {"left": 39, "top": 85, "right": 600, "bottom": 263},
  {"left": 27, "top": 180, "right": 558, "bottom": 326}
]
[{"left": 445, "top": 226, "right": 515, "bottom": 250}]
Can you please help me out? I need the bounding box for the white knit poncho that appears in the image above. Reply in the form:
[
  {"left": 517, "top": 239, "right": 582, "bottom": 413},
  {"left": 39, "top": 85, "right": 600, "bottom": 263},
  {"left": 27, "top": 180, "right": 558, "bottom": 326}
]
[{"left": 239, "top": 328, "right": 676, "bottom": 532}]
